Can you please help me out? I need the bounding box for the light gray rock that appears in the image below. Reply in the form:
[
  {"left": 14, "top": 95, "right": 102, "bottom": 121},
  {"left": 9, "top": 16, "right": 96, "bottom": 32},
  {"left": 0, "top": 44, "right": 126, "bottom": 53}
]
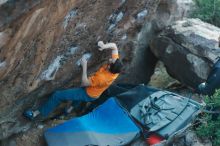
[{"left": 150, "top": 18, "right": 220, "bottom": 88}]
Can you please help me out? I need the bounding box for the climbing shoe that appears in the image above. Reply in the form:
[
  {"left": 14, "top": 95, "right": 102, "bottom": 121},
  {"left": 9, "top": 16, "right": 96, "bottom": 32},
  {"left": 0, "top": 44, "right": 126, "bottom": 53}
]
[{"left": 23, "top": 109, "right": 35, "bottom": 120}]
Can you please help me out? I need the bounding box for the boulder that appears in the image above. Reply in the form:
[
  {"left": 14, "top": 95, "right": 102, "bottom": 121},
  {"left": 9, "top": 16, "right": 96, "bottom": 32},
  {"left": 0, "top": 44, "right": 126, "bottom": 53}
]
[
  {"left": 150, "top": 18, "right": 220, "bottom": 88},
  {"left": 0, "top": 0, "right": 196, "bottom": 141},
  {"left": 118, "top": 0, "right": 194, "bottom": 84},
  {"left": 0, "top": 0, "right": 162, "bottom": 140}
]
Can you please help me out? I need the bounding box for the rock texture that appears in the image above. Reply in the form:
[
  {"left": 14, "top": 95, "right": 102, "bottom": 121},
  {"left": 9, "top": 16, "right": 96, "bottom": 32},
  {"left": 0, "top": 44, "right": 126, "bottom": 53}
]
[
  {"left": 0, "top": 0, "right": 164, "bottom": 140},
  {"left": 118, "top": 0, "right": 194, "bottom": 84},
  {"left": 150, "top": 18, "right": 220, "bottom": 88},
  {"left": 165, "top": 129, "right": 212, "bottom": 146},
  {"left": 0, "top": 0, "right": 196, "bottom": 143}
]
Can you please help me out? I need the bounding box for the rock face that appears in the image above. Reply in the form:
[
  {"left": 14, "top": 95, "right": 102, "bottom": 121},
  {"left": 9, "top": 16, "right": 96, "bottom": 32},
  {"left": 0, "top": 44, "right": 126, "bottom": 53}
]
[
  {"left": 150, "top": 18, "right": 220, "bottom": 88},
  {"left": 118, "top": 0, "right": 194, "bottom": 84},
  {"left": 0, "top": 0, "right": 164, "bottom": 140},
  {"left": 0, "top": 0, "right": 196, "bottom": 142}
]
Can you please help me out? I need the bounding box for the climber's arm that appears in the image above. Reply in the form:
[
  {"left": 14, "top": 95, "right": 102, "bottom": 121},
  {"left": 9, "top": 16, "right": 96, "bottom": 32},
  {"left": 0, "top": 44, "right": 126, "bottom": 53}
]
[
  {"left": 81, "top": 57, "right": 91, "bottom": 87},
  {"left": 98, "top": 41, "right": 119, "bottom": 62}
]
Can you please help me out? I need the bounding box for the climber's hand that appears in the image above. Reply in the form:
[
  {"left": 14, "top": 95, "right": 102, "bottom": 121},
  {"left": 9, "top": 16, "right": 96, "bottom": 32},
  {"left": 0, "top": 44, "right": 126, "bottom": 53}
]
[
  {"left": 80, "top": 56, "right": 87, "bottom": 66},
  {"left": 98, "top": 41, "right": 104, "bottom": 48}
]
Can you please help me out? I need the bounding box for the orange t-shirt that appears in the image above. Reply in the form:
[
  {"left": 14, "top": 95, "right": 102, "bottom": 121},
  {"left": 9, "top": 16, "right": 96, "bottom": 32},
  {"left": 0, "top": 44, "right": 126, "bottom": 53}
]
[{"left": 86, "top": 54, "right": 119, "bottom": 98}]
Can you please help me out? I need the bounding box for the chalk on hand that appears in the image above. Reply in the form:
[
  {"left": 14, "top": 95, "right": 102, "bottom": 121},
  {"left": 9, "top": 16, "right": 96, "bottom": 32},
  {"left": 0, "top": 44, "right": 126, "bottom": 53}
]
[{"left": 76, "top": 53, "right": 92, "bottom": 66}]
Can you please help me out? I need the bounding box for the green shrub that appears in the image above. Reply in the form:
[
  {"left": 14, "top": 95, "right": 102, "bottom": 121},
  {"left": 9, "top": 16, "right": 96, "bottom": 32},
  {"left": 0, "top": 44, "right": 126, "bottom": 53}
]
[
  {"left": 196, "top": 89, "right": 220, "bottom": 146},
  {"left": 191, "top": 0, "right": 220, "bottom": 27}
]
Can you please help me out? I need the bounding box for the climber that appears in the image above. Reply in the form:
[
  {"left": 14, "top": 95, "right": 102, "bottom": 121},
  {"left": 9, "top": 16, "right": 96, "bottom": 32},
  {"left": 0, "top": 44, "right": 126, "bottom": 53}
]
[
  {"left": 23, "top": 41, "right": 123, "bottom": 120},
  {"left": 197, "top": 58, "right": 220, "bottom": 96},
  {"left": 197, "top": 36, "right": 220, "bottom": 95}
]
